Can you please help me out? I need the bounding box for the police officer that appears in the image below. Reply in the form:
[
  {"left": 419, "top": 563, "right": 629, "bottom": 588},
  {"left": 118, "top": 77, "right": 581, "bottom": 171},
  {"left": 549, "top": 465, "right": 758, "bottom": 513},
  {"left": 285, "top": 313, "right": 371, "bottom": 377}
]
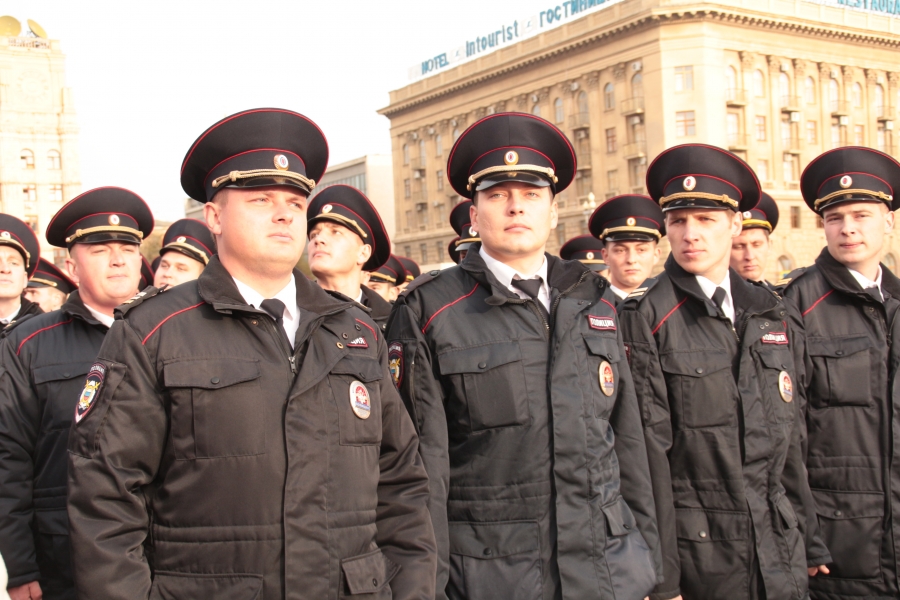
[
  {"left": 153, "top": 218, "right": 216, "bottom": 288},
  {"left": 307, "top": 184, "right": 393, "bottom": 329},
  {"left": 0, "top": 215, "right": 43, "bottom": 328},
  {"left": 448, "top": 199, "right": 480, "bottom": 264},
  {"left": 24, "top": 258, "right": 77, "bottom": 313},
  {"left": 66, "top": 109, "right": 435, "bottom": 600},
  {"left": 138, "top": 256, "right": 154, "bottom": 289},
  {"left": 732, "top": 192, "right": 779, "bottom": 285},
  {"left": 397, "top": 256, "right": 420, "bottom": 291},
  {"left": 0, "top": 187, "right": 150, "bottom": 600},
  {"left": 447, "top": 236, "right": 462, "bottom": 264},
  {"left": 558, "top": 234, "right": 608, "bottom": 273},
  {"left": 365, "top": 254, "right": 406, "bottom": 303},
  {"left": 617, "top": 144, "right": 829, "bottom": 600},
  {"left": 782, "top": 146, "right": 900, "bottom": 599},
  {"left": 386, "top": 112, "right": 661, "bottom": 599},
  {"left": 590, "top": 195, "right": 664, "bottom": 302}
]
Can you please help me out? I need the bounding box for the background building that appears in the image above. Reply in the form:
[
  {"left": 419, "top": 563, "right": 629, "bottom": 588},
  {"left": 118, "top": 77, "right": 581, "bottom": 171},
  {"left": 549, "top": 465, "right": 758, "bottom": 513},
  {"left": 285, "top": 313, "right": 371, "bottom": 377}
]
[
  {"left": 312, "top": 154, "right": 396, "bottom": 239},
  {"left": 0, "top": 17, "right": 81, "bottom": 266},
  {"left": 381, "top": 0, "right": 900, "bottom": 279}
]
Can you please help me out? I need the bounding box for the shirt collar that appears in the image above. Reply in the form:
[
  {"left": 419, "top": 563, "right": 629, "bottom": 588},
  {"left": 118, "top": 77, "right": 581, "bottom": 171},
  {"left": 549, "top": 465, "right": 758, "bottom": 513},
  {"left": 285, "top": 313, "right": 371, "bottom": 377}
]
[
  {"left": 848, "top": 266, "right": 883, "bottom": 290},
  {"left": 83, "top": 303, "right": 114, "bottom": 328},
  {"left": 232, "top": 275, "right": 297, "bottom": 320},
  {"left": 355, "top": 289, "right": 364, "bottom": 303},
  {"left": 609, "top": 285, "right": 629, "bottom": 300},
  {"left": 479, "top": 246, "right": 548, "bottom": 288},
  {"left": 695, "top": 271, "right": 732, "bottom": 301},
  {"left": 0, "top": 303, "right": 21, "bottom": 324}
]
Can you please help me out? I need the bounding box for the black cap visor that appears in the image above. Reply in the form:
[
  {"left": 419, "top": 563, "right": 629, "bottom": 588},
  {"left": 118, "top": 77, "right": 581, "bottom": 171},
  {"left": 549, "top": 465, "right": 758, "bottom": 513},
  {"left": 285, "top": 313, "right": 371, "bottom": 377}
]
[{"left": 475, "top": 171, "right": 553, "bottom": 193}]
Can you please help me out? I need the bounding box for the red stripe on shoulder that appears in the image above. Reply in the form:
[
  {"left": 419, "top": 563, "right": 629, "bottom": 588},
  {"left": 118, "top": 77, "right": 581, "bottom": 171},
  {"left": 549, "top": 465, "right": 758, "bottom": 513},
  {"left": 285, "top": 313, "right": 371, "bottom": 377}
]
[
  {"left": 17, "top": 318, "right": 73, "bottom": 356},
  {"left": 600, "top": 298, "right": 616, "bottom": 312},
  {"left": 142, "top": 302, "right": 205, "bottom": 345},
  {"left": 356, "top": 318, "right": 377, "bottom": 341},
  {"left": 651, "top": 297, "right": 688, "bottom": 336},
  {"left": 802, "top": 289, "right": 834, "bottom": 317},
  {"left": 422, "top": 283, "right": 480, "bottom": 334}
]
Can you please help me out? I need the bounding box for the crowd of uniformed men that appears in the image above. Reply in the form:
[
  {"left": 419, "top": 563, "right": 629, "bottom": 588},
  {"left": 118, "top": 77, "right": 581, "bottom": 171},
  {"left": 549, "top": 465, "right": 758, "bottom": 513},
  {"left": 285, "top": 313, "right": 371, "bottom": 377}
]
[{"left": 0, "top": 107, "right": 897, "bottom": 600}]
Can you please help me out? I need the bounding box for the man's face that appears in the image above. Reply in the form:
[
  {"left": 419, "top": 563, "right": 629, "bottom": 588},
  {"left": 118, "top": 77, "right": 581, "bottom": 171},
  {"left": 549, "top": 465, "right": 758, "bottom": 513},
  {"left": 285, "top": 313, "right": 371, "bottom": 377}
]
[
  {"left": 23, "top": 286, "right": 66, "bottom": 312},
  {"left": 153, "top": 251, "right": 205, "bottom": 289},
  {"left": 0, "top": 246, "right": 28, "bottom": 301},
  {"left": 365, "top": 280, "right": 398, "bottom": 303},
  {"left": 205, "top": 186, "right": 307, "bottom": 277},
  {"left": 472, "top": 181, "right": 557, "bottom": 261},
  {"left": 666, "top": 208, "right": 742, "bottom": 277},
  {"left": 308, "top": 221, "right": 370, "bottom": 278},
  {"left": 823, "top": 201, "right": 894, "bottom": 270},
  {"left": 600, "top": 240, "right": 660, "bottom": 290},
  {"left": 730, "top": 227, "right": 771, "bottom": 282},
  {"left": 66, "top": 242, "right": 142, "bottom": 308}
]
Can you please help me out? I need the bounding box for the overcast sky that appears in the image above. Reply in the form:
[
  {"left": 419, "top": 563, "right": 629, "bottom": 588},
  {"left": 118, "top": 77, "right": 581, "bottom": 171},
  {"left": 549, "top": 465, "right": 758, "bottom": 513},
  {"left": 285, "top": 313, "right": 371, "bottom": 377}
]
[{"left": 9, "top": 0, "right": 558, "bottom": 222}]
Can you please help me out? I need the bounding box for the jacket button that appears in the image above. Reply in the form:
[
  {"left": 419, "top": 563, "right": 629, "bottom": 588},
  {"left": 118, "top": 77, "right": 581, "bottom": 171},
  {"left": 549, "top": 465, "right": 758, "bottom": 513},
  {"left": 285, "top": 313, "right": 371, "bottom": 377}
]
[
  {"left": 483, "top": 548, "right": 493, "bottom": 556},
  {"left": 211, "top": 377, "right": 220, "bottom": 384},
  {"left": 63, "top": 372, "right": 70, "bottom": 378},
  {"left": 836, "top": 350, "right": 844, "bottom": 356},
  {"left": 698, "top": 530, "right": 707, "bottom": 538},
  {"left": 834, "top": 510, "right": 843, "bottom": 517},
  {"left": 780, "top": 310, "right": 786, "bottom": 317},
  {"left": 372, "top": 579, "right": 378, "bottom": 586},
  {"left": 478, "top": 362, "right": 487, "bottom": 369},
  {"left": 342, "top": 333, "right": 349, "bottom": 339},
  {"left": 759, "top": 325, "right": 765, "bottom": 330},
  {"left": 337, "top": 342, "right": 344, "bottom": 349},
  {"left": 355, "top": 324, "right": 361, "bottom": 331},
  {"left": 696, "top": 367, "right": 704, "bottom": 374},
  {"left": 624, "top": 524, "right": 631, "bottom": 529},
  {"left": 251, "top": 319, "right": 258, "bottom": 326}
]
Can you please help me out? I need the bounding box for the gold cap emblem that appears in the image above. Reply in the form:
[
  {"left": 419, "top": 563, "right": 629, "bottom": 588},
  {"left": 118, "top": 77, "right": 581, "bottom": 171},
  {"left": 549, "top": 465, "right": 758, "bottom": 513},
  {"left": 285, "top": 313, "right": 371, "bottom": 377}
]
[
  {"left": 0, "top": 232, "right": 9, "bottom": 240},
  {"left": 176, "top": 236, "right": 187, "bottom": 243},
  {"left": 504, "top": 150, "right": 519, "bottom": 165},
  {"left": 626, "top": 217, "right": 637, "bottom": 226},
  {"left": 586, "top": 251, "right": 595, "bottom": 259},
  {"left": 274, "top": 154, "right": 289, "bottom": 171},
  {"left": 683, "top": 176, "right": 697, "bottom": 191},
  {"left": 840, "top": 175, "right": 853, "bottom": 189},
  {"left": 109, "top": 214, "right": 120, "bottom": 225},
  {"left": 322, "top": 204, "right": 333, "bottom": 213}
]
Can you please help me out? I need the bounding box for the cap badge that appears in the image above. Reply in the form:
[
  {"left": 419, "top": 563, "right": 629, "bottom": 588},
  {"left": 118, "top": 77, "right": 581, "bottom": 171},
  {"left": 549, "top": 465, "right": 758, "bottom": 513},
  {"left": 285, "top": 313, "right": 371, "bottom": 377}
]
[
  {"left": 0, "top": 232, "right": 9, "bottom": 240},
  {"left": 586, "top": 251, "right": 595, "bottom": 260},
  {"left": 743, "top": 211, "right": 752, "bottom": 219},
  {"left": 109, "top": 214, "right": 120, "bottom": 225},
  {"left": 840, "top": 175, "right": 853, "bottom": 189},
  {"left": 349, "top": 380, "right": 371, "bottom": 419},
  {"left": 176, "top": 236, "right": 187, "bottom": 243},
  {"left": 599, "top": 361, "right": 615, "bottom": 397},
  {"left": 322, "top": 204, "right": 333, "bottom": 213},
  {"left": 469, "top": 227, "right": 476, "bottom": 237},
  {"left": 504, "top": 150, "right": 519, "bottom": 165},
  {"left": 274, "top": 154, "right": 290, "bottom": 171},
  {"left": 626, "top": 217, "right": 637, "bottom": 226},
  {"left": 683, "top": 176, "right": 697, "bottom": 191},
  {"left": 778, "top": 370, "right": 793, "bottom": 403}
]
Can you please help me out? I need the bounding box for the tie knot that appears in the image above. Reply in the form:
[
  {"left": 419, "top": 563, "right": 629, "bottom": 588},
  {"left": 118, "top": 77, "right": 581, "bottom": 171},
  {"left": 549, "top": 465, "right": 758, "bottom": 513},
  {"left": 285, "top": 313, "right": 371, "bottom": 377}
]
[
  {"left": 260, "top": 298, "right": 287, "bottom": 322},
  {"left": 712, "top": 287, "right": 727, "bottom": 309},
  {"left": 511, "top": 277, "right": 543, "bottom": 300}
]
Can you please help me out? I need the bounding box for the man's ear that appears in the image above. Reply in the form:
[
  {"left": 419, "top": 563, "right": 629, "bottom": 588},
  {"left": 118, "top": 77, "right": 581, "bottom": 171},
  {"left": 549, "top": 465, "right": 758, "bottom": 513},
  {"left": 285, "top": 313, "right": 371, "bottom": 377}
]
[
  {"left": 204, "top": 200, "right": 223, "bottom": 236},
  {"left": 731, "top": 211, "right": 743, "bottom": 238},
  {"left": 884, "top": 207, "right": 895, "bottom": 234},
  {"left": 469, "top": 200, "right": 479, "bottom": 235},
  {"left": 358, "top": 243, "right": 373, "bottom": 266}
]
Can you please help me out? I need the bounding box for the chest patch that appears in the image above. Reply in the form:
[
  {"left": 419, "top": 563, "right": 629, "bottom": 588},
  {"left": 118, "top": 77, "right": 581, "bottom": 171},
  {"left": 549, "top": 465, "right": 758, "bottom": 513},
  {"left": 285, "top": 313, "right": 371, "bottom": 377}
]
[
  {"left": 588, "top": 315, "right": 616, "bottom": 331},
  {"left": 347, "top": 336, "right": 369, "bottom": 349},
  {"left": 350, "top": 380, "right": 371, "bottom": 419},
  {"left": 75, "top": 363, "right": 106, "bottom": 424},
  {"left": 778, "top": 370, "right": 794, "bottom": 403},
  {"left": 761, "top": 331, "right": 788, "bottom": 345},
  {"left": 599, "top": 361, "right": 615, "bottom": 397}
]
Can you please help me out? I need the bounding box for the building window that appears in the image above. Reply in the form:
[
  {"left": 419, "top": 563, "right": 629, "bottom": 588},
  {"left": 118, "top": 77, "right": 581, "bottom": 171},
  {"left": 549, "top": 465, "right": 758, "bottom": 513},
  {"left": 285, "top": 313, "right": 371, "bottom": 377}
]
[
  {"left": 21, "top": 149, "right": 34, "bottom": 169},
  {"left": 676, "top": 111, "right": 696, "bottom": 137},
  {"left": 576, "top": 172, "right": 593, "bottom": 198},
  {"left": 806, "top": 120, "right": 818, "bottom": 144},
  {"left": 779, "top": 72, "right": 791, "bottom": 106},
  {"left": 452, "top": 128, "right": 460, "bottom": 141},
  {"left": 783, "top": 153, "right": 797, "bottom": 183},
  {"left": 805, "top": 77, "right": 816, "bottom": 104},
  {"left": 781, "top": 117, "right": 792, "bottom": 148},
  {"left": 831, "top": 119, "right": 841, "bottom": 148},
  {"left": 878, "top": 123, "right": 888, "bottom": 151},
  {"left": 419, "top": 243, "right": 428, "bottom": 264},
  {"left": 404, "top": 179, "right": 411, "bottom": 198},
  {"left": 402, "top": 144, "right": 409, "bottom": 165},
  {"left": 875, "top": 84, "right": 885, "bottom": 118},
  {"left": 607, "top": 169, "right": 619, "bottom": 194},
  {"left": 554, "top": 98, "right": 564, "bottom": 123},
  {"left": 628, "top": 159, "right": 646, "bottom": 189},
  {"left": 829, "top": 79, "right": 840, "bottom": 112},
  {"left": 852, "top": 82, "right": 863, "bottom": 108},
  {"left": 604, "top": 83, "right": 615, "bottom": 110},
  {"left": 855, "top": 125, "right": 865, "bottom": 145},
  {"left": 404, "top": 245, "right": 412, "bottom": 258},
  {"left": 726, "top": 113, "right": 740, "bottom": 146},
  {"left": 757, "top": 159, "right": 769, "bottom": 182},
  {"left": 405, "top": 210, "right": 413, "bottom": 229},
  {"left": 753, "top": 70, "right": 765, "bottom": 97},
  {"left": 755, "top": 116, "right": 766, "bottom": 141},
  {"left": 577, "top": 91, "right": 589, "bottom": 116},
  {"left": 22, "top": 185, "right": 36, "bottom": 202},
  {"left": 436, "top": 241, "right": 443, "bottom": 262},
  {"left": 24, "top": 216, "right": 38, "bottom": 233},
  {"left": 675, "top": 66, "right": 693, "bottom": 91},
  {"left": 778, "top": 255, "right": 793, "bottom": 275},
  {"left": 435, "top": 134, "right": 443, "bottom": 157},
  {"left": 49, "top": 185, "right": 63, "bottom": 202},
  {"left": 532, "top": 103, "right": 541, "bottom": 117},
  {"left": 436, "top": 170, "right": 444, "bottom": 191},
  {"left": 631, "top": 73, "right": 644, "bottom": 98},
  {"left": 605, "top": 128, "right": 617, "bottom": 153},
  {"left": 790, "top": 206, "right": 801, "bottom": 228},
  {"left": 419, "top": 140, "right": 426, "bottom": 164},
  {"left": 47, "top": 150, "right": 61, "bottom": 170},
  {"left": 52, "top": 249, "right": 66, "bottom": 268},
  {"left": 437, "top": 201, "right": 446, "bottom": 224},
  {"left": 725, "top": 66, "right": 737, "bottom": 93}
]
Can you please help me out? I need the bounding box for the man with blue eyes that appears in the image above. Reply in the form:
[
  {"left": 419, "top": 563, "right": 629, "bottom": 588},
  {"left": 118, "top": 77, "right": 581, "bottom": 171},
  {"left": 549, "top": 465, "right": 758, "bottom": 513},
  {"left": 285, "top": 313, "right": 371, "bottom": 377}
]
[
  {"left": 386, "top": 112, "right": 660, "bottom": 600},
  {"left": 65, "top": 109, "right": 435, "bottom": 600},
  {"left": 617, "top": 144, "right": 829, "bottom": 600}
]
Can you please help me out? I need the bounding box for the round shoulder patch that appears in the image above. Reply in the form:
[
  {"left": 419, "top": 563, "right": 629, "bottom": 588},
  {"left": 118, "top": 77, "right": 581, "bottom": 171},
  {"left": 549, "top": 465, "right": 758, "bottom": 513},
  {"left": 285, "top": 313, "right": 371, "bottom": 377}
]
[{"left": 75, "top": 363, "right": 106, "bottom": 424}]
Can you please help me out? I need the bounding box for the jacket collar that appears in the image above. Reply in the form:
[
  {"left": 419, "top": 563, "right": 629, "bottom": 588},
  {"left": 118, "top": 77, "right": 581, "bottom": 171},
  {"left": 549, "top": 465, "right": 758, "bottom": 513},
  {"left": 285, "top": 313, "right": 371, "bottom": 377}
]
[
  {"left": 815, "top": 247, "right": 900, "bottom": 301},
  {"left": 62, "top": 290, "right": 106, "bottom": 327}
]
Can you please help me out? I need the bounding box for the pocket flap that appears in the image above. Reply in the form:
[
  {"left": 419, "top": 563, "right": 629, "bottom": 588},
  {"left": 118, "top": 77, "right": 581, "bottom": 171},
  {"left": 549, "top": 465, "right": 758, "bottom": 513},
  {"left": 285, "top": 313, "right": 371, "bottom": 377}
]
[
  {"left": 601, "top": 496, "right": 638, "bottom": 537},
  {"left": 757, "top": 347, "right": 792, "bottom": 370},
  {"left": 35, "top": 509, "right": 68, "bottom": 535},
  {"left": 449, "top": 520, "right": 540, "bottom": 558},
  {"left": 149, "top": 572, "right": 262, "bottom": 599},
  {"left": 675, "top": 508, "right": 749, "bottom": 542},
  {"left": 660, "top": 350, "right": 732, "bottom": 377},
  {"left": 438, "top": 341, "right": 522, "bottom": 375},
  {"left": 163, "top": 359, "right": 260, "bottom": 389},
  {"left": 583, "top": 335, "right": 621, "bottom": 362},
  {"left": 807, "top": 335, "right": 871, "bottom": 358},
  {"left": 811, "top": 489, "right": 884, "bottom": 519},
  {"left": 32, "top": 361, "right": 94, "bottom": 384},
  {"left": 330, "top": 356, "right": 384, "bottom": 383},
  {"left": 341, "top": 548, "right": 400, "bottom": 595},
  {"left": 775, "top": 495, "right": 799, "bottom": 529}
]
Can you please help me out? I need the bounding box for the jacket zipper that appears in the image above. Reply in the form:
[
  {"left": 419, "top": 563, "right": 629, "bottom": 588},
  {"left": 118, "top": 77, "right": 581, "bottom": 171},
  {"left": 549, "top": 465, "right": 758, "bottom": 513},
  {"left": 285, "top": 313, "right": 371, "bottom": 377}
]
[
  {"left": 266, "top": 319, "right": 297, "bottom": 375},
  {"left": 508, "top": 271, "right": 590, "bottom": 335}
]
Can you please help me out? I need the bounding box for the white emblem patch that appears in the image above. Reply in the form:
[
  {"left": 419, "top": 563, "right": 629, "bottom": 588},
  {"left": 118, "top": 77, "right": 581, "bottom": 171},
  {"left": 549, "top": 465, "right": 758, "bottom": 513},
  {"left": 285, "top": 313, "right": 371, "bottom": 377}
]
[
  {"left": 349, "top": 380, "right": 371, "bottom": 419},
  {"left": 274, "top": 154, "right": 290, "bottom": 170}
]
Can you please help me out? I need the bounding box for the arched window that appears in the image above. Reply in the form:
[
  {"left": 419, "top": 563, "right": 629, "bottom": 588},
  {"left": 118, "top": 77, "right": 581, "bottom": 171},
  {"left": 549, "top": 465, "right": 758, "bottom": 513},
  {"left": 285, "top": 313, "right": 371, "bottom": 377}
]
[
  {"left": 532, "top": 103, "right": 541, "bottom": 117},
  {"left": 875, "top": 84, "right": 885, "bottom": 117},
  {"left": 779, "top": 73, "right": 790, "bottom": 105},
  {"left": 577, "top": 91, "right": 589, "bottom": 115},
  {"left": 829, "top": 79, "right": 840, "bottom": 112},
  {"left": 753, "top": 70, "right": 765, "bottom": 97},
  {"left": 402, "top": 144, "right": 409, "bottom": 165},
  {"left": 725, "top": 66, "right": 737, "bottom": 93},
  {"left": 435, "top": 134, "right": 443, "bottom": 157},
  {"left": 631, "top": 73, "right": 644, "bottom": 98},
  {"left": 418, "top": 139, "right": 426, "bottom": 163},
  {"left": 778, "top": 255, "right": 793, "bottom": 274},
  {"left": 604, "top": 83, "right": 615, "bottom": 110},
  {"left": 884, "top": 252, "right": 897, "bottom": 271},
  {"left": 852, "top": 82, "right": 863, "bottom": 108},
  {"left": 805, "top": 76, "right": 816, "bottom": 104},
  {"left": 452, "top": 128, "right": 460, "bottom": 141},
  {"left": 554, "top": 98, "right": 564, "bottom": 123},
  {"left": 47, "top": 149, "right": 61, "bottom": 170},
  {"left": 20, "top": 149, "right": 34, "bottom": 169}
]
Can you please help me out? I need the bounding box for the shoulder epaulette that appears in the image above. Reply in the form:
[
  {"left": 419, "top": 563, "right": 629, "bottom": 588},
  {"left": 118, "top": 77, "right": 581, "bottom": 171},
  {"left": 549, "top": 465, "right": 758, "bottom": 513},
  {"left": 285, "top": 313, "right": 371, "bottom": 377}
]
[
  {"left": 774, "top": 267, "right": 809, "bottom": 289},
  {"left": 324, "top": 288, "right": 371, "bottom": 313},
  {"left": 399, "top": 270, "right": 441, "bottom": 298},
  {"left": 0, "top": 313, "right": 40, "bottom": 338},
  {"left": 625, "top": 277, "right": 658, "bottom": 300},
  {"left": 115, "top": 286, "right": 165, "bottom": 317}
]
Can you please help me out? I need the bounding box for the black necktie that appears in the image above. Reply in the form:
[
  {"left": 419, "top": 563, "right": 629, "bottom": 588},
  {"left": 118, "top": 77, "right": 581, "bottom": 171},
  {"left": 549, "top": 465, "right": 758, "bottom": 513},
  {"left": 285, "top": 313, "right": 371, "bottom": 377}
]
[
  {"left": 512, "top": 277, "right": 550, "bottom": 321},
  {"left": 712, "top": 287, "right": 729, "bottom": 319},
  {"left": 260, "top": 298, "right": 293, "bottom": 350}
]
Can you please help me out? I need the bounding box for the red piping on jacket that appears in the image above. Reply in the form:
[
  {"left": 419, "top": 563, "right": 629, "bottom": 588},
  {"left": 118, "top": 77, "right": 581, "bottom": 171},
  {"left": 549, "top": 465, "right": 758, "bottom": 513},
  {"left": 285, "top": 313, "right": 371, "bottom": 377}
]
[
  {"left": 802, "top": 290, "right": 834, "bottom": 317},
  {"left": 356, "top": 318, "right": 377, "bottom": 341},
  {"left": 142, "top": 302, "right": 204, "bottom": 345},
  {"left": 17, "top": 319, "right": 73, "bottom": 356},
  {"left": 422, "top": 283, "right": 480, "bottom": 334},
  {"left": 651, "top": 298, "right": 688, "bottom": 335}
]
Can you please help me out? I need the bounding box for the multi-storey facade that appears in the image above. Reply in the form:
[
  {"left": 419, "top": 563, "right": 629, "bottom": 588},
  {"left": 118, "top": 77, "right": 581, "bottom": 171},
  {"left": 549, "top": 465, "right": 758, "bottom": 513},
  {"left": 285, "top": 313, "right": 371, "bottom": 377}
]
[
  {"left": 0, "top": 21, "right": 81, "bottom": 266},
  {"left": 381, "top": 0, "right": 900, "bottom": 279},
  {"left": 312, "top": 154, "right": 396, "bottom": 239}
]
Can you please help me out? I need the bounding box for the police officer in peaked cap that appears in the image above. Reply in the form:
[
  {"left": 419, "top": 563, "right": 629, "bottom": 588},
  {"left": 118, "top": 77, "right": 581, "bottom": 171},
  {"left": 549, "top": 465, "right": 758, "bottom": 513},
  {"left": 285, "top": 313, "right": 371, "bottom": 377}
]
[
  {"left": 65, "top": 108, "right": 436, "bottom": 600},
  {"left": 616, "top": 144, "right": 829, "bottom": 600},
  {"left": 558, "top": 234, "right": 608, "bottom": 273},
  {"left": 365, "top": 254, "right": 407, "bottom": 304},
  {"left": 24, "top": 257, "right": 78, "bottom": 313},
  {"left": 385, "top": 112, "right": 661, "bottom": 599},
  {"left": 448, "top": 199, "right": 480, "bottom": 263},
  {"left": 782, "top": 146, "right": 900, "bottom": 599},
  {"left": 0, "top": 214, "right": 44, "bottom": 328},
  {"left": 396, "top": 256, "right": 420, "bottom": 292},
  {"left": 731, "top": 192, "right": 780, "bottom": 286},
  {"left": 0, "top": 187, "right": 151, "bottom": 600},
  {"left": 153, "top": 218, "right": 216, "bottom": 289}
]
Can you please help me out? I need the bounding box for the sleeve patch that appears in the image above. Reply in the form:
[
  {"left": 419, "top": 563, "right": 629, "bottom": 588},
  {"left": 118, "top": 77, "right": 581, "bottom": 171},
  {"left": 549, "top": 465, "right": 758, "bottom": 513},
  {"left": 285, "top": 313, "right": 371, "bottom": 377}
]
[
  {"left": 388, "top": 342, "right": 404, "bottom": 389},
  {"left": 75, "top": 363, "right": 106, "bottom": 424}
]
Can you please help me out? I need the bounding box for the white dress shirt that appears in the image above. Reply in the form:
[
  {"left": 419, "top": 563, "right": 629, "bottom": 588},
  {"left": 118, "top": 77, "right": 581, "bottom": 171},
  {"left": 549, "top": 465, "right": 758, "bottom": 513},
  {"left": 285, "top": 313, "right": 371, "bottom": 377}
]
[
  {"left": 83, "top": 303, "right": 114, "bottom": 328},
  {"left": 479, "top": 247, "right": 551, "bottom": 311},
  {"left": 610, "top": 285, "right": 629, "bottom": 300},
  {"left": 233, "top": 275, "right": 300, "bottom": 348},
  {"left": 0, "top": 304, "right": 21, "bottom": 326},
  {"left": 848, "top": 266, "right": 883, "bottom": 294},
  {"left": 695, "top": 272, "right": 735, "bottom": 322}
]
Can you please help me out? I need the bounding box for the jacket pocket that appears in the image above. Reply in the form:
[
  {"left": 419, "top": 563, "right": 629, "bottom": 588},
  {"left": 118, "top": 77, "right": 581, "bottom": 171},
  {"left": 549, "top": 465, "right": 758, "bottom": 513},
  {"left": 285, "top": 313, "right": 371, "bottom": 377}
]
[
  {"left": 812, "top": 489, "right": 884, "bottom": 580},
  {"left": 163, "top": 358, "right": 264, "bottom": 459},
  {"left": 596, "top": 496, "right": 657, "bottom": 600},
  {"left": 340, "top": 548, "right": 399, "bottom": 597},
  {"left": 33, "top": 361, "right": 94, "bottom": 430},
  {"left": 149, "top": 572, "right": 262, "bottom": 599},
  {"left": 807, "top": 335, "right": 872, "bottom": 407},
  {"left": 660, "top": 350, "right": 736, "bottom": 429},
  {"left": 329, "top": 356, "right": 384, "bottom": 446},
  {"left": 583, "top": 334, "right": 622, "bottom": 419},
  {"left": 438, "top": 341, "right": 530, "bottom": 431},
  {"left": 447, "top": 521, "right": 542, "bottom": 600},
  {"left": 756, "top": 347, "right": 796, "bottom": 424},
  {"left": 675, "top": 508, "right": 750, "bottom": 600}
]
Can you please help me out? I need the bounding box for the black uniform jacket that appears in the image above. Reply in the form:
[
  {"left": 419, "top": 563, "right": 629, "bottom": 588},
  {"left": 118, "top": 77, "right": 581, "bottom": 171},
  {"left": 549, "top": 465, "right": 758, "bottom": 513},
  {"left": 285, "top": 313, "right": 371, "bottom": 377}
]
[
  {"left": 785, "top": 248, "right": 900, "bottom": 600},
  {"left": 66, "top": 258, "right": 436, "bottom": 600},
  {"left": 386, "top": 249, "right": 661, "bottom": 600},
  {"left": 0, "top": 292, "right": 106, "bottom": 591},
  {"left": 617, "top": 256, "right": 829, "bottom": 600},
  {"left": 361, "top": 285, "right": 393, "bottom": 331}
]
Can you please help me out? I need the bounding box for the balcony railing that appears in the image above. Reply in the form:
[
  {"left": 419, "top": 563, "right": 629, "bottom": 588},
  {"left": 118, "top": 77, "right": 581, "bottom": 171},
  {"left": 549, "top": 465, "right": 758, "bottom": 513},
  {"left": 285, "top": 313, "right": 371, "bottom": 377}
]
[
  {"left": 780, "top": 96, "right": 802, "bottom": 113},
  {"left": 877, "top": 105, "right": 894, "bottom": 121},
  {"left": 576, "top": 152, "right": 592, "bottom": 168},
  {"left": 410, "top": 190, "right": 425, "bottom": 203},
  {"left": 409, "top": 156, "right": 425, "bottom": 171},
  {"left": 621, "top": 97, "right": 645, "bottom": 116},
  {"left": 831, "top": 100, "right": 850, "bottom": 116},
  {"left": 623, "top": 140, "right": 647, "bottom": 159},
  {"left": 726, "top": 133, "right": 750, "bottom": 150},
  {"left": 782, "top": 136, "right": 802, "bottom": 154},
  {"left": 569, "top": 112, "right": 590, "bottom": 129},
  {"left": 725, "top": 89, "right": 748, "bottom": 106}
]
